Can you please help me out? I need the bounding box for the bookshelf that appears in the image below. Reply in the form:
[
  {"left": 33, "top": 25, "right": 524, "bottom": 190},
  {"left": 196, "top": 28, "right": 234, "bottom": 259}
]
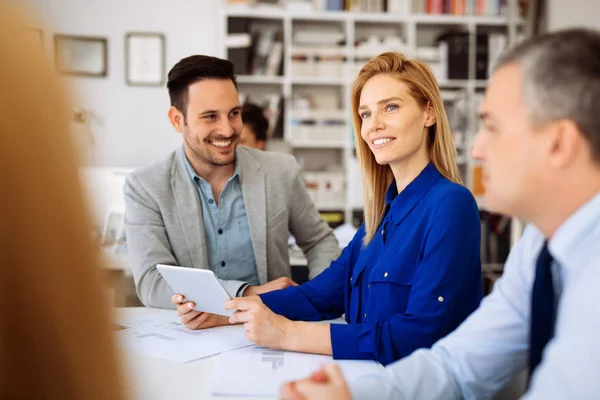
[{"left": 221, "top": 0, "right": 526, "bottom": 226}]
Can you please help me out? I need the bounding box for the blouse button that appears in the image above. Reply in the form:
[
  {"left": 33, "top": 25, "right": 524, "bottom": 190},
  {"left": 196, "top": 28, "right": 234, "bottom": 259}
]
[
  {"left": 384, "top": 272, "right": 388, "bottom": 278},
  {"left": 364, "top": 313, "right": 367, "bottom": 319},
  {"left": 438, "top": 296, "right": 444, "bottom": 302}
]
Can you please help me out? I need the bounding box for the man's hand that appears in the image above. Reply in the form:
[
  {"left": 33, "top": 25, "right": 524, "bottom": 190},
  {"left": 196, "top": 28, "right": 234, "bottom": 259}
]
[
  {"left": 243, "top": 277, "right": 298, "bottom": 297},
  {"left": 225, "top": 295, "right": 293, "bottom": 348},
  {"left": 171, "top": 294, "right": 230, "bottom": 330},
  {"left": 280, "top": 364, "right": 352, "bottom": 400}
]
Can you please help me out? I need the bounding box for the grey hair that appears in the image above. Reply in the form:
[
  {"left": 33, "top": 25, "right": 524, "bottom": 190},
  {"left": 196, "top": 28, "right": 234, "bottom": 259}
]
[{"left": 494, "top": 28, "right": 600, "bottom": 162}]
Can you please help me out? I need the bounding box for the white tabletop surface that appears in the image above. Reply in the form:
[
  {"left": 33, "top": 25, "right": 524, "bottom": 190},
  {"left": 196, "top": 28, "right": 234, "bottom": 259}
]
[{"left": 116, "top": 307, "right": 284, "bottom": 400}]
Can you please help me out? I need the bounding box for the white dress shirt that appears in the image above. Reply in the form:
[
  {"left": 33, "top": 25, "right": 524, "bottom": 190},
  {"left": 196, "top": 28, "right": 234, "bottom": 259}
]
[{"left": 350, "top": 192, "right": 600, "bottom": 399}]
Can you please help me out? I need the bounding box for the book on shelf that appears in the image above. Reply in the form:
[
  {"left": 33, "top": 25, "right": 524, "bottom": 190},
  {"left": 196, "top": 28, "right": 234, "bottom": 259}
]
[
  {"left": 227, "top": 18, "right": 284, "bottom": 76},
  {"left": 311, "top": 0, "right": 406, "bottom": 12},
  {"left": 227, "top": 0, "right": 526, "bottom": 16},
  {"left": 265, "top": 41, "right": 284, "bottom": 76},
  {"left": 266, "top": 93, "right": 284, "bottom": 139},
  {"left": 412, "top": 0, "right": 507, "bottom": 16},
  {"left": 251, "top": 28, "right": 275, "bottom": 75}
]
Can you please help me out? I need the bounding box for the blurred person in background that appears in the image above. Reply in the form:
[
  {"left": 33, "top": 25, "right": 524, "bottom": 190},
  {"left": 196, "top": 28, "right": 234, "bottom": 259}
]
[
  {"left": 240, "top": 102, "right": 268, "bottom": 150},
  {"left": 0, "top": 5, "right": 126, "bottom": 400}
]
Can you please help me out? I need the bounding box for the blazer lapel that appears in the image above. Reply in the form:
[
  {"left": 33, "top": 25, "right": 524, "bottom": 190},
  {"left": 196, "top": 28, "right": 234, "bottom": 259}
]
[
  {"left": 238, "top": 148, "right": 268, "bottom": 284},
  {"left": 171, "top": 147, "right": 209, "bottom": 269}
]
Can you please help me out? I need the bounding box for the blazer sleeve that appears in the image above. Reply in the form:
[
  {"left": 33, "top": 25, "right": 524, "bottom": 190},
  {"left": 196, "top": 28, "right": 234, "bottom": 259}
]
[
  {"left": 330, "top": 191, "right": 482, "bottom": 365},
  {"left": 287, "top": 160, "right": 341, "bottom": 279},
  {"left": 123, "top": 173, "right": 177, "bottom": 309},
  {"left": 260, "top": 226, "right": 364, "bottom": 320}
]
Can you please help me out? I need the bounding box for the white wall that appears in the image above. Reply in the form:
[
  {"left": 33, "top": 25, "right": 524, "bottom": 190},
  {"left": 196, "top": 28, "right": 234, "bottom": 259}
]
[
  {"left": 547, "top": 0, "right": 600, "bottom": 31},
  {"left": 23, "top": 0, "right": 223, "bottom": 167}
]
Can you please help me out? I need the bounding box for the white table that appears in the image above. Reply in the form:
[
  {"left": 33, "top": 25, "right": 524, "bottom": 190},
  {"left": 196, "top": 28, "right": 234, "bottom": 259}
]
[{"left": 116, "top": 307, "right": 285, "bottom": 400}]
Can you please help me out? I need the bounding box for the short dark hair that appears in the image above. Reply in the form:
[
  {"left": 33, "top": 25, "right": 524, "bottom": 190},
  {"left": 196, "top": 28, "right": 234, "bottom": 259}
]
[
  {"left": 167, "top": 55, "right": 237, "bottom": 119},
  {"left": 241, "top": 103, "right": 269, "bottom": 142},
  {"left": 495, "top": 28, "right": 600, "bottom": 163}
]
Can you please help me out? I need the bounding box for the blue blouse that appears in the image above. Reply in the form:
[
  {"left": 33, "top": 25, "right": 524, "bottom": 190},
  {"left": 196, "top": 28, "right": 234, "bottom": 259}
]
[{"left": 260, "top": 163, "right": 482, "bottom": 365}]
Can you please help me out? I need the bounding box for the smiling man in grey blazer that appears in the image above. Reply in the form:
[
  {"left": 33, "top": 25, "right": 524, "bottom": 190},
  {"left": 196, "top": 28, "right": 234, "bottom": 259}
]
[{"left": 124, "top": 55, "right": 340, "bottom": 330}]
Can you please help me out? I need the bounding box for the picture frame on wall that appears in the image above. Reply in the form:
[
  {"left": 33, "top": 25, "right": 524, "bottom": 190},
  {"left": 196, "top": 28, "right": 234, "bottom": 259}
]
[
  {"left": 125, "top": 32, "right": 166, "bottom": 86},
  {"left": 54, "top": 34, "right": 108, "bottom": 77}
]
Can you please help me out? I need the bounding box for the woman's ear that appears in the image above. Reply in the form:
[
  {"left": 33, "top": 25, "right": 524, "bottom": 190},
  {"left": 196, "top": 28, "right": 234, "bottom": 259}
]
[{"left": 424, "top": 104, "right": 436, "bottom": 128}]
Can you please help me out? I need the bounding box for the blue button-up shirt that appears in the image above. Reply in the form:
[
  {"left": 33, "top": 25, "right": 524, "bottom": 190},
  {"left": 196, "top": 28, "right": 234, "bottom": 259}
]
[
  {"left": 260, "top": 163, "right": 482, "bottom": 365},
  {"left": 182, "top": 151, "right": 259, "bottom": 287},
  {"left": 349, "top": 192, "right": 600, "bottom": 399}
]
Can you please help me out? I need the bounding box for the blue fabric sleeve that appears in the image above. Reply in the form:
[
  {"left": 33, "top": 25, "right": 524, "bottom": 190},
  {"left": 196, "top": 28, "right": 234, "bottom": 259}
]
[
  {"left": 260, "top": 226, "right": 365, "bottom": 321},
  {"left": 331, "top": 192, "right": 482, "bottom": 365}
]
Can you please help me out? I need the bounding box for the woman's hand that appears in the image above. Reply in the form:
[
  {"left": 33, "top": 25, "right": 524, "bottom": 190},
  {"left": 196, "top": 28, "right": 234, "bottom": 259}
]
[{"left": 225, "top": 295, "right": 294, "bottom": 349}]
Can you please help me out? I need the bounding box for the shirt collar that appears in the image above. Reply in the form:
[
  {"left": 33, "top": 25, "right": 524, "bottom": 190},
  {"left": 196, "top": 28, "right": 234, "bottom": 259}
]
[
  {"left": 180, "top": 145, "right": 240, "bottom": 185},
  {"left": 386, "top": 162, "right": 442, "bottom": 225},
  {"left": 549, "top": 191, "right": 600, "bottom": 271}
]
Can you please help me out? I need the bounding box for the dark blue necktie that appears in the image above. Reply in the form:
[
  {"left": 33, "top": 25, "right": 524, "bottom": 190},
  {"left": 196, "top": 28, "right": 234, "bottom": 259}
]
[{"left": 528, "top": 241, "right": 556, "bottom": 380}]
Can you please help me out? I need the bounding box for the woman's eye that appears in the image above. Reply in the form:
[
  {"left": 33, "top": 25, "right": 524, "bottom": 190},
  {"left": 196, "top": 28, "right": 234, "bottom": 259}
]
[
  {"left": 385, "top": 103, "right": 399, "bottom": 112},
  {"left": 360, "top": 111, "right": 371, "bottom": 119}
]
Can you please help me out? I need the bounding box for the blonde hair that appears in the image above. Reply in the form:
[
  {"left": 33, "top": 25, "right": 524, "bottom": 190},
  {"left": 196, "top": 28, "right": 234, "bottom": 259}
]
[
  {"left": 0, "top": 6, "right": 126, "bottom": 400},
  {"left": 352, "top": 52, "right": 461, "bottom": 244}
]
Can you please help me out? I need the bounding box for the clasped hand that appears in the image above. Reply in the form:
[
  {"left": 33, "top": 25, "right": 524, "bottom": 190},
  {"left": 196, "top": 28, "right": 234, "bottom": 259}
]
[
  {"left": 225, "top": 295, "right": 293, "bottom": 349},
  {"left": 280, "top": 364, "right": 352, "bottom": 400}
]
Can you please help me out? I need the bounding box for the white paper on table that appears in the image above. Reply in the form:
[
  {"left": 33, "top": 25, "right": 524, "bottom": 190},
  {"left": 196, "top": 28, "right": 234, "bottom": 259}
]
[
  {"left": 114, "top": 309, "right": 253, "bottom": 363},
  {"left": 210, "top": 346, "right": 384, "bottom": 397}
]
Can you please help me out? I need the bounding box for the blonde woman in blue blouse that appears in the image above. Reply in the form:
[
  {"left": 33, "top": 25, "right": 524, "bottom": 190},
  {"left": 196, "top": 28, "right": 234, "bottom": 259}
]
[{"left": 222, "top": 52, "right": 483, "bottom": 365}]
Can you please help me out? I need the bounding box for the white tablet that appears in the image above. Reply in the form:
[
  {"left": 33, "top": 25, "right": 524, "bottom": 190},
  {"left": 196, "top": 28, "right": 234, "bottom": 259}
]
[{"left": 156, "top": 264, "right": 234, "bottom": 317}]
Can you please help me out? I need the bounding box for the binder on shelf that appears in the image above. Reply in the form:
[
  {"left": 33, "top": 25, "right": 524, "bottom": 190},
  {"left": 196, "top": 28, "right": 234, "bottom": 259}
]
[
  {"left": 227, "top": 18, "right": 253, "bottom": 75},
  {"left": 437, "top": 31, "right": 469, "bottom": 80},
  {"left": 475, "top": 33, "right": 489, "bottom": 80}
]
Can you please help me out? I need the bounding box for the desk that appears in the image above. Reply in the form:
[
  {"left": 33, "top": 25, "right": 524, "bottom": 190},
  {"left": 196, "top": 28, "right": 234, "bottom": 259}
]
[{"left": 117, "top": 307, "right": 285, "bottom": 400}]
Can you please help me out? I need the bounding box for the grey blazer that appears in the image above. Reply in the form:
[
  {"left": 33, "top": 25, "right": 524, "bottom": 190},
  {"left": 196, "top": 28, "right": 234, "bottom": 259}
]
[{"left": 124, "top": 146, "right": 341, "bottom": 309}]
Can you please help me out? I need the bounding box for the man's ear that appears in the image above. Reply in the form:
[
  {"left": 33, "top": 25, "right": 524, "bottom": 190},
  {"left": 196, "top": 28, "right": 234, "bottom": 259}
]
[
  {"left": 548, "top": 119, "right": 585, "bottom": 169},
  {"left": 168, "top": 106, "right": 185, "bottom": 133},
  {"left": 424, "top": 104, "right": 436, "bottom": 128}
]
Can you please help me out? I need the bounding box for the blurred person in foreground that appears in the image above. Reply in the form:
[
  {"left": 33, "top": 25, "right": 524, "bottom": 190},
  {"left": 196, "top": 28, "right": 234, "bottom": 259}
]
[
  {"left": 0, "top": 5, "right": 126, "bottom": 400},
  {"left": 282, "top": 27, "right": 600, "bottom": 400}
]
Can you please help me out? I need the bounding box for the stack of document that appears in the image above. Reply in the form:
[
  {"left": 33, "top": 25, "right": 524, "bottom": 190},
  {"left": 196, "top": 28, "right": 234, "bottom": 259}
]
[
  {"left": 211, "top": 346, "right": 385, "bottom": 397},
  {"left": 114, "top": 309, "right": 252, "bottom": 363}
]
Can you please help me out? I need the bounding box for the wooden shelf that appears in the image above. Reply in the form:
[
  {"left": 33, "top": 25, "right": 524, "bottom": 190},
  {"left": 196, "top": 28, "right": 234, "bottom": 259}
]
[
  {"left": 237, "top": 75, "right": 284, "bottom": 85},
  {"left": 224, "top": 4, "right": 285, "bottom": 20},
  {"left": 291, "top": 76, "right": 348, "bottom": 85},
  {"left": 290, "top": 141, "right": 347, "bottom": 149}
]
